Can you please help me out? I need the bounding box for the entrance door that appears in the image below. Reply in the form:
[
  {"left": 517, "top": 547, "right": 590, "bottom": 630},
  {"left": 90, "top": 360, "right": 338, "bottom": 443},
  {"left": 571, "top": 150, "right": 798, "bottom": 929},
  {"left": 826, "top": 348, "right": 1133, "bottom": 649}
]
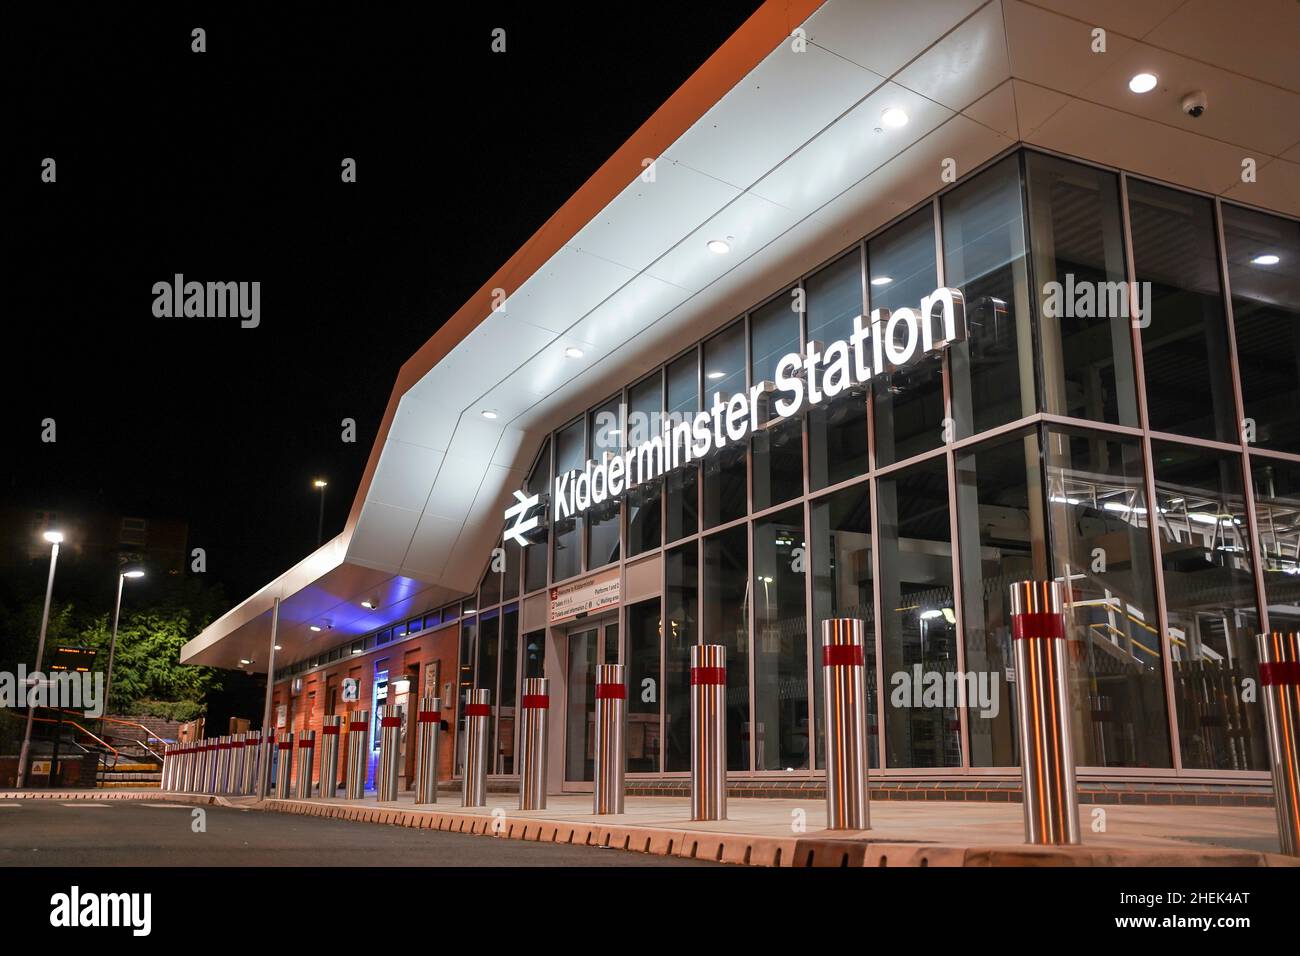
[{"left": 563, "top": 617, "right": 619, "bottom": 789}]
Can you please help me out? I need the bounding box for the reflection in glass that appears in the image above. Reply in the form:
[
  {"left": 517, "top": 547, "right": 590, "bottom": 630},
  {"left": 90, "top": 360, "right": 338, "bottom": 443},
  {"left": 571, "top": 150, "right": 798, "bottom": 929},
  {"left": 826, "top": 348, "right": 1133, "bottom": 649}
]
[
  {"left": 552, "top": 420, "right": 585, "bottom": 581},
  {"left": 587, "top": 396, "right": 621, "bottom": 569},
  {"left": 702, "top": 322, "right": 748, "bottom": 528},
  {"left": 665, "top": 349, "right": 699, "bottom": 541},
  {"left": 498, "top": 607, "right": 519, "bottom": 773},
  {"left": 1025, "top": 151, "right": 1137, "bottom": 426},
  {"left": 1222, "top": 204, "right": 1300, "bottom": 454},
  {"left": 1152, "top": 443, "right": 1266, "bottom": 770},
  {"left": 870, "top": 206, "right": 943, "bottom": 467},
  {"left": 455, "top": 617, "right": 476, "bottom": 775},
  {"left": 1043, "top": 427, "right": 1171, "bottom": 767},
  {"left": 522, "top": 629, "right": 545, "bottom": 679},
  {"left": 753, "top": 506, "right": 809, "bottom": 769},
  {"left": 664, "top": 543, "right": 698, "bottom": 771},
  {"left": 703, "top": 525, "right": 751, "bottom": 770},
  {"left": 1128, "top": 179, "right": 1235, "bottom": 442},
  {"left": 564, "top": 628, "right": 597, "bottom": 782},
  {"left": 524, "top": 440, "right": 550, "bottom": 593},
  {"left": 627, "top": 599, "right": 662, "bottom": 772},
  {"left": 1252, "top": 458, "right": 1300, "bottom": 633},
  {"left": 626, "top": 373, "right": 663, "bottom": 555},
  {"left": 877, "top": 458, "right": 961, "bottom": 768},
  {"left": 806, "top": 250, "right": 868, "bottom": 490},
  {"left": 476, "top": 610, "right": 499, "bottom": 773},
  {"left": 955, "top": 429, "right": 1048, "bottom": 766},
  {"left": 809, "top": 482, "right": 877, "bottom": 768},
  {"left": 944, "top": 154, "right": 1034, "bottom": 438},
  {"left": 751, "top": 291, "right": 804, "bottom": 510}
]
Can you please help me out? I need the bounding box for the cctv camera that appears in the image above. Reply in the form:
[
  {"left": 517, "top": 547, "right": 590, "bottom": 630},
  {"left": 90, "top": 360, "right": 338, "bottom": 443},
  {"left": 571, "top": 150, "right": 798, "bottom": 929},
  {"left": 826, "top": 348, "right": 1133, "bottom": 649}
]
[{"left": 1181, "top": 90, "right": 1208, "bottom": 118}]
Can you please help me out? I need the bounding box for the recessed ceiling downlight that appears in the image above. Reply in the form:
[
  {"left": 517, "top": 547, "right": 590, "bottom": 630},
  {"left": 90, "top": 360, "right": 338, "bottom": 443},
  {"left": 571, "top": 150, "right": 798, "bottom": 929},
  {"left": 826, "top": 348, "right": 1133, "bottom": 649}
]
[
  {"left": 880, "top": 107, "right": 908, "bottom": 128},
  {"left": 707, "top": 239, "right": 731, "bottom": 255},
  {"left": 1251, "top": 254, "right": 1280, "bottom": 266},
  {"left": 564, "top": 346, "right": 585, "bottom": 359},
  {"left": 1128, "top": 73, "right": 1158, "bottom": 93}
]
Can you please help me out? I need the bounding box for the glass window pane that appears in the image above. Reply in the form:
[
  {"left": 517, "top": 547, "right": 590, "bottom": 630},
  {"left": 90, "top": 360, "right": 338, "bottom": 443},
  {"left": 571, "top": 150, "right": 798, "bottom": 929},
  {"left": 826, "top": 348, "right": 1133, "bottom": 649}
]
[
  {"left": 552, "top": 420, "right": 585, "bottom": 581},
  {"left": 1128, "top": 179, "right": 1236, "bottom": 442},
  {"left": 806, "top": 250, "right": 869, "bottom": 491},
  {"left": 702, "top": 321, "right": 748, "bottom": 528},
  {"left": 502, "top": 538, "right": 521, "bottom": 602},
  {"left": 1152, "top": 442, "right": 1267, "bottom": 770},
  {"left": 1253, "top": 457, "right": 1300, "bottom": 631},
  {"left": 455, "top": 617, "right": 476, "bottom": 775},
  {"left": 665, "top": 349, "right": 699, "bottom": 541},
  {"left": 476, "top": 611, "right": 500, "bottom": 771},
  {"left": 944, "top": 154, "right": 1035, "bottom": 438},
  {"left": 522, "top": 629, "right": 545, "bottom": 679},
  {"left": 702, "top": 525, "right": 751, "bottom": 770},
  {"left": 587, "top": 396, "right": 622, "bottom": 569},
  {"left": 870, "top": 206, "right": 943, "bottom": 466},
  {"left": 1222, "top": 204, "right": 1300, "bottom": 454},
  {"left": 1043, "top": 426, "right": 1171, "bottom": 767},
  {"left": 627, "top": 598, "right": 662, "bottom": 773},
  {"left": 1025, "top": 151, "right": 1138, "bottom": 426},
  {"left": 479, "top": 558, "right": 501, "bottom": 609},
  {"left": 664, "top": 542, "right": 698, "bottom": 771},
  {"left": 498, "top": 607, "right": 519, "bottom": 773},
  {"left": 877, "top": 457, "right": 961, "bottom": 767},
  {"left": 627, "top": 373, "right": 663, "bottom": 555},
  {"left": 751, "top": 292, "right": 804, "bottom": 510},
  {"left": 809, "top": 482, "right": 878, "bottom": 769},
  {"left": 955, "top": 429, "right": 1049, "bottom": 767},
  {"left": 524, "top": 441, "right": 550, "bottom": 593},
  {"left": 753, "top": 505, "right": 809, "bottom": 770}
]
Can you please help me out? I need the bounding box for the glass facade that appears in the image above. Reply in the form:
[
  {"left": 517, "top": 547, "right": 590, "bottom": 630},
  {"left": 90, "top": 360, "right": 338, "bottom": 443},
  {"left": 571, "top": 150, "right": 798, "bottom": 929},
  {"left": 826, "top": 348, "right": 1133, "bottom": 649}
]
[{"left": 454, "top": 147, "right": 1297, "bottom": 779}]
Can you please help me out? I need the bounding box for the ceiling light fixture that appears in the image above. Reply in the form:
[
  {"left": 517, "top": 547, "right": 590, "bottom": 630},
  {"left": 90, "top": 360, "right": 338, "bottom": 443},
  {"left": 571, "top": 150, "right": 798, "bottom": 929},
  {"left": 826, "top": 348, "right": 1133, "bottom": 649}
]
[
  {"left": 480, "top": 409, "right": 498, "bottom": 420},
  {"left": 870, "top": 276, "right": 893, "bottom": 286},
  {"left": 1128, "top": 73, "right": 1158, "bottom": 93},
  {"left": 880, "top": 107, "right": 908, "bottom": 128},
  {"left": 1251, "top": 254, "right": 1280, "bottom": 266},
  {"left": 707, "top": 239, "right": 731, "bottom": 255},
  {"left": 564, "top": 346, "right": 584, "bottom": 359},
  {"left": 309, "top": 625, "right": 322, "bottom": 632}
]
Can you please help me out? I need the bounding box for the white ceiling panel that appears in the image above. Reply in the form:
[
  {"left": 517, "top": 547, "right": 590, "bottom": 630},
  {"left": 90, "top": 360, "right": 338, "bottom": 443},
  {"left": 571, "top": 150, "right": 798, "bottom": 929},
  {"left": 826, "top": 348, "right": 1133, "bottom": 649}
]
[
  {"left": 1221, "top": 157, "right": 1300, "bottom": 218},
  {"left": 1004, "top": 0, "right": 1138, "bottom": 97},
  {"left": 504, "top": 245, "right": 639, "bottom": 334},
  {"left": 961, "top": 79, "right": 1019, "bottom": 137},
  {"left": 389, "top": 393, "right": 456, "bottom": 452},
  {"left": 1028, "top": 0, "right": 1186, "bottom": 39},
  {"left": 346, "top": 500, "right": 420, "bottom": 570},
  {"left": 366, "top": 440, "right": 443, "bottom": 513},
  {"left": 403, "top": 512, "right": 463, "bottom": 578},
  {"left": 663, "top": 41, "right": 883, "bottom": 189},
  {"left": 1145, "top": 0, "right": 1300, "bottom": 92},
  {"left": 567, "top": 273, "right": 692, "bottom": 352},
  {"left": 894, "top": 0, "right": 1010, "bottom": 111},
  {"left": 805, "top": 0, "right": 987, "bottom": 78}
]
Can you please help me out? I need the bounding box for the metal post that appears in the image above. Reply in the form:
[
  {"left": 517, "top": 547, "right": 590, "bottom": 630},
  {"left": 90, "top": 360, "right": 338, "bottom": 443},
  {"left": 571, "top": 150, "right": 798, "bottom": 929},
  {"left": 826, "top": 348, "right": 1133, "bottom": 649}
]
[
  {"left": 179, "top": 744, "right": 192, "bottom": 793},
  {"left": 243, "top": 731, "right": 261, "bottom": 795},
  {"left": 318, "top": 716, "right": 342, "bottom": 800},
  {"left": 230, "top": 732, "right": 246, "bottom": 794},
  {"left": 295, "top": 729, "right": 316, "bottom": 798},
  {"left": 345, "top": 709, "right": 370, "bottom": 799},
  {"left": 518, "top": 679, "right": 549, "bottom": 811},
  {"left": 274, "top": 732, "right": 294, "bottom": 799},
  {"left": 1257, "top": 631, "right": 1300, "bottom": 856},
  {"left": 220, "top": 735, "right": 234, "bottom": 794},
  {"left": 16, "top": 537, "right": 60, "bottom": 789},
  {"left": 822, "top": 618, "right": 870, "bottom": 830},
  {"left": 257, "top": 597, "right": 281, "bottom": 798},
  {"left": 593, "top": 664, "right": 626, "bottom": 815},
  {"left": 101, "top": 573, "right": 126, "bottom": 742},
  {"left": 1009, "top": 580, "right": 1081, "bottom": 846},
  {"left": 690, "top": 644, "right": 727, "bottom": 821},
  {"left": 376, "top": 706, "right": 401, "bottom": 802},
  {"left": 258, "top": 729, "right": 277, "bottom": 799},
  {"left": 462, "top": 689, "right": 491, "bottom": 808},
  {"left": 414, "top": 696, "right": 442, "bottom": 805},
  {"left": 160, "top": 743, "right": 172, "bottom": 792}
]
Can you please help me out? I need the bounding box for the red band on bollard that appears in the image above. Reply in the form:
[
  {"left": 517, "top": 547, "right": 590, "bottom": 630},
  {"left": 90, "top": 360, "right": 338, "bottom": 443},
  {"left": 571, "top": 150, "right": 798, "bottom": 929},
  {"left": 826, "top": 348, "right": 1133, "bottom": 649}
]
[
  {"left": 1011, "top": 611, "right": 1065, "bottom": 640},
  {"left": 417, "top": 711, "right": 441, "bottom": 723},
  {"left": 1261, "top": 660, "right": 1300, "bottom": 686},
  {"left": 348, "top": 722, "right": 368, "bottom": 732},
  {"left": 465, "top": 703, "right": 491, "bottom": 717},
  {"left": 823, "top": 644, "right": 865, "bottom": 667},
  {"left": 521, "top": 695, "right": 549, "bottom": 709},
  {"left": 381, "top": 717, "right": 401, "bottom": 728},
  {"left": 690, "top": 666, "right": 726, "bottom": 686},
  {"left": 299, "top": 739, "right": 314, "bottom": 748},
  {"left": 232, "top": 741, "right": 244, "bottom": 748},
  {"left": 322, "top": 725, "right": 340, "bottom": 735},
  {"left": 595, "top": 683, "right": 626, "bottom": 700},
  {"left": 278, "top": 741, "right": 292, "bottom": 750}
]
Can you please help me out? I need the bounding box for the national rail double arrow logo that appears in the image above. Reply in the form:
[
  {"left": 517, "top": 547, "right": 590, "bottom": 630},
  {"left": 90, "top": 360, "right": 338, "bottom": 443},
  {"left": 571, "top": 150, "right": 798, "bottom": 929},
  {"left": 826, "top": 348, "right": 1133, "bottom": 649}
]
[{"left": 503, "top": 489, "right": 541, "bottom": 546}]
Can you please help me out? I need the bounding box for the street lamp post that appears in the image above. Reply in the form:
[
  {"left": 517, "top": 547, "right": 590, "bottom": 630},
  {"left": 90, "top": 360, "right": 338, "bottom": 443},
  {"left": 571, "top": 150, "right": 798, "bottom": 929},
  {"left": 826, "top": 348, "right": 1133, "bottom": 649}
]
[
  {"left": 313, "top": 479, "right": 328, "bottom": 547},
  {"left": 16, "top": 530, "right": 64, "bottom": 789},
  {"left": 102, "top": 569, "right": 145, "bottom": 738}
]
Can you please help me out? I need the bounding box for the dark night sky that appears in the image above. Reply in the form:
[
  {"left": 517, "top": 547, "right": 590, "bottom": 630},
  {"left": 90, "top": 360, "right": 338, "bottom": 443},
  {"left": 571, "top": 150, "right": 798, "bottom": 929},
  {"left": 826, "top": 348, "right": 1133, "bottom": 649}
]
[{"left": 4, "top": 3, "right": 763, "bottom": 602}]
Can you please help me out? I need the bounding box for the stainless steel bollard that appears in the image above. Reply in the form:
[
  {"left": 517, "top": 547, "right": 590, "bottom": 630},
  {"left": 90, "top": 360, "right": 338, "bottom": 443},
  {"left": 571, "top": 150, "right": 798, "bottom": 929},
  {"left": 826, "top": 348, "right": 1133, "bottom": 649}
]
[
  {"left": 462, "top": 689, "right": 491, "bottom": 808},
  {"left": 243, "top": 731, "right": 261, "bottom": 796},
  {"left": 319, "top": 716, "right": 342, "bottom": 800},
  {"left": 593, "top": 664, "right": 626, "bottom": 815},
  {"left": 1009, "top": 580, "right": 1080, "bottom": 845},
  {"left": 345, "top": 710, "right": 370, "bottom": 799},
  {"left": 229, "top": 733, "right": 247, "bottom": 794},
  {"left": 376, "top": 707, "right": 401, "bottom": 802},
  {"left": 213, "top": 736, "right": 228, "bottom": 794},
  {"left": 1257, "top": 631, "right": 1300, "bottom": 856},
  {"left": 274, "top": 732, "right": 295, "bottom": 799},
  {"left": 690, "top": 644, "right": 727, "bottom": 821},
  {"left": 295, "top": 729, "right": 316, "bottom": 798},
  {"left": 258, "top": 729, "right": 277, "bottom": 798},
  {"left": 179, "top": 744, "right": 192, "bottom": 792},
  {"left": 518, "top": 679, "right": 549, "bottom": 811},
  {"left": 414, "top": 696, "right": 442, "bottom": 805},
  {"left": 822, "top": 618, "right": 870, "bottom": 830},
  {"left": 201, "top": 740, "right": 215, "bottom": 793},
  {"left": 160, "top": 743, "right": 172, "bottom": 791}
]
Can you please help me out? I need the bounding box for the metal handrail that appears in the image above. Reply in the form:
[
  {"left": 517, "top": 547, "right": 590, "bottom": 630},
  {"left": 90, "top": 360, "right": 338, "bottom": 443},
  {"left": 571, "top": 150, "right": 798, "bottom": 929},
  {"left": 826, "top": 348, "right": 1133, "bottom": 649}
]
[
  {"left": 49, "top": 708, "right": 171, "bottom": 745},
  {"left": 30, "top": 715, "right": 119, "bottom": 759}
]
